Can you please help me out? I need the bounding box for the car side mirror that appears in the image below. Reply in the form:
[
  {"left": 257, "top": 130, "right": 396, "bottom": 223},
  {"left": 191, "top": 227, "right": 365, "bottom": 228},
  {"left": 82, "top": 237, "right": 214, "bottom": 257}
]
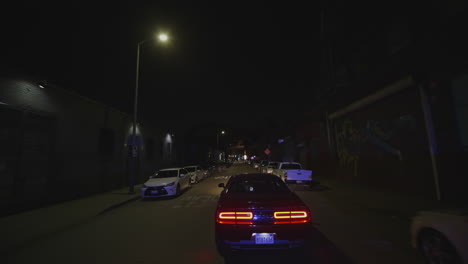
[{"left": 218, "top": 183, "right": 225, "bottom": 188}]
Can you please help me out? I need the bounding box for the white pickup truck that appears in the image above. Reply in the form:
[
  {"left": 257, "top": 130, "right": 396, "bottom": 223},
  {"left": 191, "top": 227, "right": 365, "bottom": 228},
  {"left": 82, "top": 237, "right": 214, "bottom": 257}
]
[{"left": 271, "top": 162, "right": 313, "bottom": 184}]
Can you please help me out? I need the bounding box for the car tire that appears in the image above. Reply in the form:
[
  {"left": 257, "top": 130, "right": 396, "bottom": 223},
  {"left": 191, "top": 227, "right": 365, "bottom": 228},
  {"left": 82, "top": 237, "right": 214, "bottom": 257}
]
[
  {"left": 175, "top": 184, "right": 181, "bottom": 197},
  {"left": 194, "top": 176, "right": 198, "bottom": 184},
  {"left": 418, "top": 229, "right": 462, "bottom": 264}
]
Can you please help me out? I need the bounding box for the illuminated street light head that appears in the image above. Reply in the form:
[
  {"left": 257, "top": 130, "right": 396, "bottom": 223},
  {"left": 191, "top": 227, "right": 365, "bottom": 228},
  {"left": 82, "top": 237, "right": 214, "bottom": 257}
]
[
  {"left": 221, "top": 131, "right": 225, "bottom": 134},
  {"left": 158, "top": 33, "right": 168, "bottom": 42}
]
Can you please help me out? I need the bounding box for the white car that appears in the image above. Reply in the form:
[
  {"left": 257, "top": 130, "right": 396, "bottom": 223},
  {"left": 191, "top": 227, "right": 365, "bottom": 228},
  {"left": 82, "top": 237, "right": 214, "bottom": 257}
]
[
  {"left": 252, "top": 160, "right": 260, "bottom": 170},
  {"left": 141, "top": 168, "right": 191, "bottom": 198},
  {"left": 199, "top": 163, "right": 214, "bottom": 178},
  {"left": 261, "top": 161, "right": 279, "bottom": 173},
  {"left": 410, "top": 208, "right": 468, "bottom": 264},
  {"left": 184, "top": 165, "right": 204, "bottom": 183}
]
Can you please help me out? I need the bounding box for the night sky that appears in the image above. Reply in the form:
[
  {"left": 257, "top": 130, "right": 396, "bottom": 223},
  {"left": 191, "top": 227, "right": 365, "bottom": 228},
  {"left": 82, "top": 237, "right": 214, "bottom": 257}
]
[{"left": 1, "top": 1, "right": 320, "bottom": 139}]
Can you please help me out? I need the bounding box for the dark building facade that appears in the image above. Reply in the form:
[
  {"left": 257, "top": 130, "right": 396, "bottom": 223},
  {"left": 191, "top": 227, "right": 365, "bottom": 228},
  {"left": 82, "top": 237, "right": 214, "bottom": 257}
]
[
  {"left": 0, "top": 76, "right": 178, "bottom": 216},
  {"left": 313, "top": 0, "right": 468, "bottom": 203}
]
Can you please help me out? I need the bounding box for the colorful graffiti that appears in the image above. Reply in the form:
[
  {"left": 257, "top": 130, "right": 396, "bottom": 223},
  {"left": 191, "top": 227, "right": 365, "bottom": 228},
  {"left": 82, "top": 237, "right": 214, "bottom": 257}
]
[
  {"left": 334, "top": 116, "right": 410, "bottom": 177},
  {"left": 335, "top": 120, "right": 361, "bottom": 176}
]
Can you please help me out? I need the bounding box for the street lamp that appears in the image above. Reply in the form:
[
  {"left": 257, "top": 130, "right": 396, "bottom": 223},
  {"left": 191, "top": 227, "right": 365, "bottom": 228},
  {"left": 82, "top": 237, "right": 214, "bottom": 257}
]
[
  {"left": 129, "top": 32, "right": 169, "bottom": 194},
  {"left": 216, "top": 130, "right": 225, "bottom": 161},
  {"left": 158, "top": 33, "right": 168, "bottom": 42}
]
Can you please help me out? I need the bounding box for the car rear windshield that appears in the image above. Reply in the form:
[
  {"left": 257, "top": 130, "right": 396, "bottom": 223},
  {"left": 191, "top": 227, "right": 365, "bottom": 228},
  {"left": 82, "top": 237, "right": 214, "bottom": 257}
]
[
  {"left": 280, "top": 164, "right": 301, "bottom": 169},
  {"left": 227, "top": 177, "right": 290, "bottom": 193},
  {"left": 154, "top": 170, "right": 178, "bottom": 178}
]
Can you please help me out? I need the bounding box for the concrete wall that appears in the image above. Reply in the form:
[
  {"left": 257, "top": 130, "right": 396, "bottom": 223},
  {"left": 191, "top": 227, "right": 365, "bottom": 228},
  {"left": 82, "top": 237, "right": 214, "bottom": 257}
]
[{"left": 0, "top": 77, "right": 174, "bottom": 215}]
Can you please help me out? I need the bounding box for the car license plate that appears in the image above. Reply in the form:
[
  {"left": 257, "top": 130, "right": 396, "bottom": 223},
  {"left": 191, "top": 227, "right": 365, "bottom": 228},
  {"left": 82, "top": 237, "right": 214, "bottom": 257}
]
[
  {"left": 296, "top": 180, "right": 303, "bottom": 184},
  {"left": 255, "top": 233, "right": 274, "bottom": 244},
  {"left": 151, "top": 190, "right": 158, "bottom": 194}
]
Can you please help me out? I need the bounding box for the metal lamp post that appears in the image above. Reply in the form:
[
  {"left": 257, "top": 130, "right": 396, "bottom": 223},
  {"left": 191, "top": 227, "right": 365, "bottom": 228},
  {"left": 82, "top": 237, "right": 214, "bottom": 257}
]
[{"left": 129, "top": 33, "right": 169, "bottom": 194}]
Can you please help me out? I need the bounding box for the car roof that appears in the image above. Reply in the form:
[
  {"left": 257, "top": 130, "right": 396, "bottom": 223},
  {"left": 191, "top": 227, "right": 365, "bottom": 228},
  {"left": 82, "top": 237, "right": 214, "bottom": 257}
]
[{"left": 228, "top": 173, "right": 281, "bottom": 182}]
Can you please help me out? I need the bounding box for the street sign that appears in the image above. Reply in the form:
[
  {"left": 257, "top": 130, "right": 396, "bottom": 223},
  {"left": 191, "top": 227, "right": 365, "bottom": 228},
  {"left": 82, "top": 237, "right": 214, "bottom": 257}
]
[{"left": 264, "top": 148, "right": 270, "bottom": 155}]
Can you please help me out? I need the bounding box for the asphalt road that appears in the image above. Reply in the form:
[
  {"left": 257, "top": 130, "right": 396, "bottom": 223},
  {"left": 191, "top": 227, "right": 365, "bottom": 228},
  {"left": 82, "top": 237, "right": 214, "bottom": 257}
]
[{"left": 6, "top": 163, "right": 423, "bottom": 264}]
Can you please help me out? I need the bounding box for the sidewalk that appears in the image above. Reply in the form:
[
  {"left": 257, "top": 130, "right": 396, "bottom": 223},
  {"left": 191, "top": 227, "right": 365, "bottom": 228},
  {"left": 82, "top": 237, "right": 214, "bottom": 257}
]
[
  {"left": 302, "top": 176, "right": 455, "bottom": 264},
  {"left": 0, "top": 184, "right": 142, "bottom": 255},
  {"left": 312, "top": 177, "right": 450, "bottom": 218}
]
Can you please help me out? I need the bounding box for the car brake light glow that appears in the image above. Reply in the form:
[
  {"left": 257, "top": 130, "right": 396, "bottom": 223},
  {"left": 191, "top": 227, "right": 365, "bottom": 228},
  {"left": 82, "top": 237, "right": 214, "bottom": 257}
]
[
  {"left": 219, "top": 212, "right": 236, "bottom": 219},
  {"left": 236, "top": 212, "right": 253, "bottom": 219},
  {"left": 273, "top": 210, "right": 310, "bottom": 224},
  {"left": 217, "top": 211, "right": 253, "bottom": 224},
  {"left": 274, "top": 211, "right": 291, "bottom": 219},
  {"left": 291, "top": 211, "right": 308, "bottom": 218},
  {"left": 274, "top": 211, "right": 308, "bottom": 219}
]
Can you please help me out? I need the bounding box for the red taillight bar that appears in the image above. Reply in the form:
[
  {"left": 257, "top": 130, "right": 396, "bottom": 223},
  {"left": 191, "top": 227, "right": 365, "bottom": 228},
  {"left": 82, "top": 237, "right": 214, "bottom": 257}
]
[
  {"left": 217, "top": 210, "right": 310, "bottom": 224},
  {"left": 218, "top": 212, "right": 236, "bottom": 219},
  {"left": 217, "top": 211, "right": 253, "bottom": 224},
  {"left": 291, "top": 211, "right": 308, "bottom": 218},
  {"left": 236, "top": 212, "right": 253, "bottom": 219},
  {"left": 274, "top": 211, "right": 308, "bottom": 219},
  {"left": 273, "top": 210, "right": 310, "bottom": 224},
  {"left": 274, "top": 211, "right": 291, "bottom": 219}
]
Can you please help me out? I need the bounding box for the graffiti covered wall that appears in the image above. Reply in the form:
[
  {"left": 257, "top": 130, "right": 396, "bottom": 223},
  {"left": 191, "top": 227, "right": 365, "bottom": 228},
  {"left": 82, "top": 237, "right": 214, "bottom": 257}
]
[{"left": 332, "top": 87, "right": 436, "bottom": 197}]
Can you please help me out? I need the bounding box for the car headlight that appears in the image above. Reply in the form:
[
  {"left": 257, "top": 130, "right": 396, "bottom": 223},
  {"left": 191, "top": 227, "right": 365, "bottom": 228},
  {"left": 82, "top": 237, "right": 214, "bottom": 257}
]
[{"left": 165, "top": 182, "right": 175, "bottom": 187}]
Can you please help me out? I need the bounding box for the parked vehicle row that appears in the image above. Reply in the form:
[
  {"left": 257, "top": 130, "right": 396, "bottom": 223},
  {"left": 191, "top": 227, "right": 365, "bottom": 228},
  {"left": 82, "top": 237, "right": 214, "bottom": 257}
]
[
  {"left": 271, "top": 162, "right": 313, "bottom": 184},
  {"left": 141, "top": 160, "right": 315, "bottom": 256},
  {"left": 249, "top": 160, "right": 314, "bottom": 185},
  {"left": 251, "top": 159, "right": 277, "bottom": 173},
  {"left": 141, "top": 167, "right": 191, "bottom": 199},
  {"left": 184, "top": 165, "right": 205, "bottom": 184},
  {"left": 140, "top": 161, "right": 221, "bottom": 199},
  {"left": 261, "top": 161, "right": 280, "bottom": 174}
]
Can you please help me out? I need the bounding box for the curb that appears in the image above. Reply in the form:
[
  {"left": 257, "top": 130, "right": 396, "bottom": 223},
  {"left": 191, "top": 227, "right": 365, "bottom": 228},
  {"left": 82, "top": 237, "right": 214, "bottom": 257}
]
[{"left": 96, "top": 195, "right": 141, "bottom": 216}]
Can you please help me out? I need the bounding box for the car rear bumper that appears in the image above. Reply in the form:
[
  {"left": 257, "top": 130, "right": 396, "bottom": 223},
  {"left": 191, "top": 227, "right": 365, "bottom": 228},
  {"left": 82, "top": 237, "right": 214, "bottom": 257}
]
[
  {"left": 215, "top": 222, "right": 311, "bottom": 250},
  {"left": 219, "top": 238, "right": 305, "bottom": 250},
  {"left": 285, "top": 180, "right": 312, "bottom": 184},
  {"left": 141, "top": 186, "right": 176, "bottom": 198}
]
